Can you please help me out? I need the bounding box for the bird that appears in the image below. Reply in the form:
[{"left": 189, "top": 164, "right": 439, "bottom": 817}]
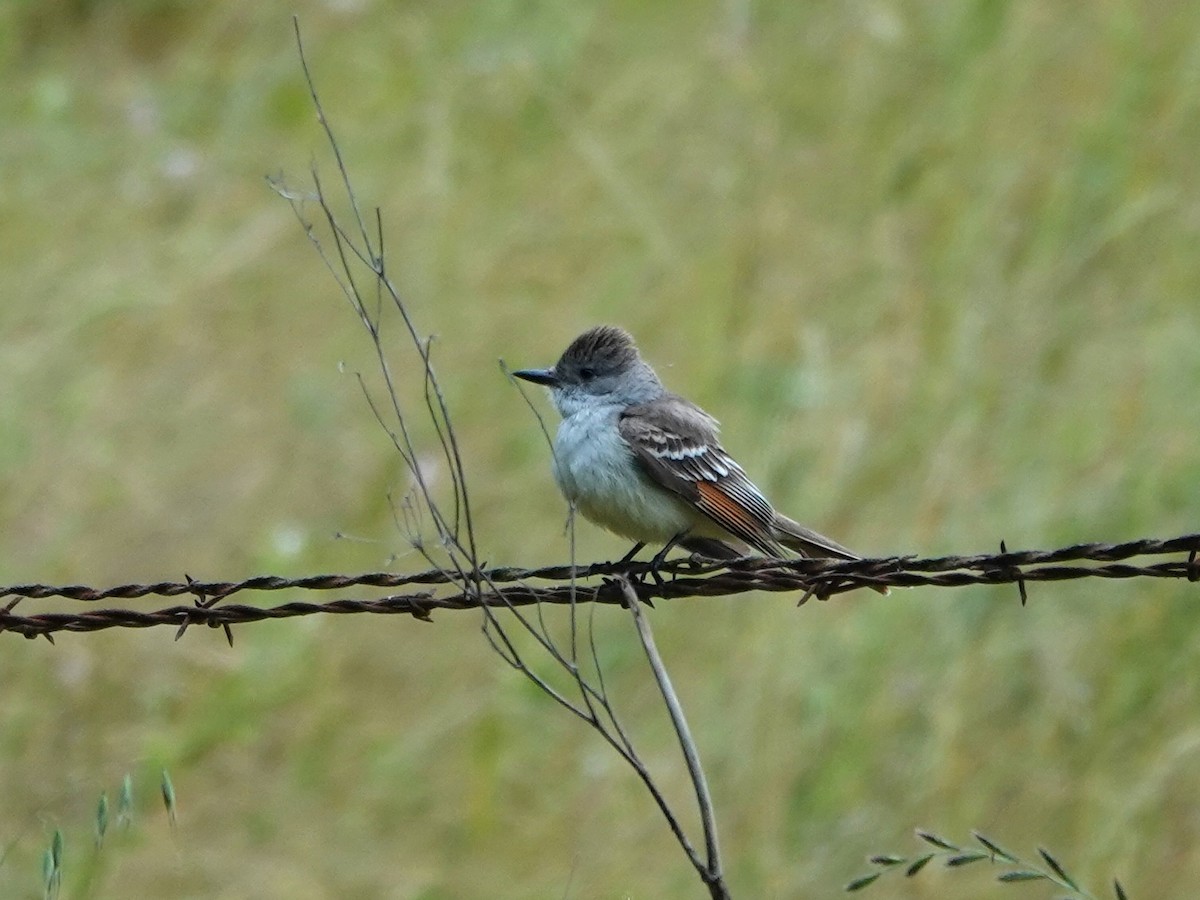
[{"left": 513, "top": 325, "right": 884, "bottom": 592}]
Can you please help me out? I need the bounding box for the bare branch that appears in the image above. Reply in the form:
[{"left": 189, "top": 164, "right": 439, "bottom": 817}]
[{"left": 619, "top": 579, "right": 727, "bottom": 897}]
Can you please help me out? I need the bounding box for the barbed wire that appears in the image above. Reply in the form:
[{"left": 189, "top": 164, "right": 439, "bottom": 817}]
[{"left": 2, "top": 533, "right": 1197, "bottom": 642}]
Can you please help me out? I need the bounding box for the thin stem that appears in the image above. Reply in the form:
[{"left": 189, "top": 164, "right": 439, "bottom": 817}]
[
  {"left": 620, "top": 579, "right": 728, "bottom": 899},
  {"left": 292, "top": 16, "right": 373, "bottom": 256}
]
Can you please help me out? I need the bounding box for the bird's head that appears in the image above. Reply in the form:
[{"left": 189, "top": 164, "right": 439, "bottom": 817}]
[{"left": 513, "top": 325, "right": 663, "bottom": 417}]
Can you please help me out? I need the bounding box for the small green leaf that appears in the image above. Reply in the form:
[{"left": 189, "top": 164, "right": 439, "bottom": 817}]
[
  {"left": 946, "top": 852, "right": 988, "bottom": 867},
  {"left": 869, "top": 855, "right": 906, "bottom": 866},
  {"left": 41, "top": 840, "right": 61, "bottom": 900},
  {"left": 118, "top": 774, "right": 134, "bottom": 827},
  {"left": 906, "top": 854, "right": 934, "bottom": 876},
  {"left": 161, "top": 769, "right": 177, "bottom": 827},
  {"left": 972, "top": 830, "right": 1016, "bottom": 862},
  {"left": 95, "top": 792, "right": 109, "bottom": 848},
  {"left": 916, "top": 829, "right": 959, "bottom": 851},
  {"left": 999, "top": 870, "right": 1049, "bottom": 882},
  {"left": 845, "top": 873, "right": 880, "bottom": 891},
  {"left": 1038, "top": 847, "right": 1079, "bottom": 889},
  {"left": 1114, "top": 879, "right": 1128, "bottom": 900}
]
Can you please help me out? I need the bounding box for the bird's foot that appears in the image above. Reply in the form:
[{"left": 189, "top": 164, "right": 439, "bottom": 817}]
[
  {"left": 644, "top": 533, "right": 687, "bottom": 587},
  {"left": 613, "top": 541, "right": 646, "bottom": 568}
]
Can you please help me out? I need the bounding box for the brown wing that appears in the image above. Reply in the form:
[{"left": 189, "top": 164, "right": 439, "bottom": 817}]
[{"left": 618, "top": 396, "right": 785, "bottom": 556}]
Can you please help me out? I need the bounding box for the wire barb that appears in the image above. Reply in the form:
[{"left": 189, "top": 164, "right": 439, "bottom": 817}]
[{"left": 1, "top": 533, "right": 1197, "bottom": 640}]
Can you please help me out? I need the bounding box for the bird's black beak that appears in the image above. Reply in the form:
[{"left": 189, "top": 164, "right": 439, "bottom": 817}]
[{"left": 512, "top": 367, "right": 559, "bottom": 387}]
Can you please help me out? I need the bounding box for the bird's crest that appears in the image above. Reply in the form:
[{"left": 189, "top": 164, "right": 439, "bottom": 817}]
[{"left": 558, "top": 325, "right": 639, "bottom": 372}]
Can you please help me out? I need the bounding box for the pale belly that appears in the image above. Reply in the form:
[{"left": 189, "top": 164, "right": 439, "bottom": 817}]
[{"left": 553, "top": 406, "right": 699, "bottom": 543}]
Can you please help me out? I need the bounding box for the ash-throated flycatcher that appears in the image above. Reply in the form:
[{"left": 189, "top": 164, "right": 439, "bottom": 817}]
[{"left": 514, "top": 325, "right": 880, "bottom": 585}]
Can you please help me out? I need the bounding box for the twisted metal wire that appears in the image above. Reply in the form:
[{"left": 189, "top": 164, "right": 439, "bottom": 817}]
[{"left": 2, "top": 533, "right": 1197, "bottom": 641}]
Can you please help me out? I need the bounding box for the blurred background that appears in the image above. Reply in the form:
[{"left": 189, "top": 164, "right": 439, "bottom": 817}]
[{"left": 2, "top": 1, "right": 1199, "bottom": 897}]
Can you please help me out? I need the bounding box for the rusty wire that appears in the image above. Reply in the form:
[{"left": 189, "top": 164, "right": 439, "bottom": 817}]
[{"left": 1, "top": 533, "right": 1197, "bottom": 642}]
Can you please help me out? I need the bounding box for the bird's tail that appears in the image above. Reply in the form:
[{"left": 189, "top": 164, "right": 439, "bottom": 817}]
[{"left": 771, "top": 513, "right": 890, "bottom": 595}]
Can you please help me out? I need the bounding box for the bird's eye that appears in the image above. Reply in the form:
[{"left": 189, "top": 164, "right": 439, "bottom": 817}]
[{"left": 579, "top": 367, "right": 596, "bottom": 381}]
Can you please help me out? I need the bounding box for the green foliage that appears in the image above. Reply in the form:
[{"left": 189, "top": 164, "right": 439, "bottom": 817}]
[
  {"left": 1, "top": 773, "right": 169, "bottom": 900},
  {"left": 848, "top": 829, "right": 1129, "bottom": 899}
]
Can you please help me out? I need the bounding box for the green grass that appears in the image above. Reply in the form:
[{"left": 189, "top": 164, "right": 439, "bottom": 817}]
[{"left": 2, "top": 1, "right": 1200, "bottom": 897}]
